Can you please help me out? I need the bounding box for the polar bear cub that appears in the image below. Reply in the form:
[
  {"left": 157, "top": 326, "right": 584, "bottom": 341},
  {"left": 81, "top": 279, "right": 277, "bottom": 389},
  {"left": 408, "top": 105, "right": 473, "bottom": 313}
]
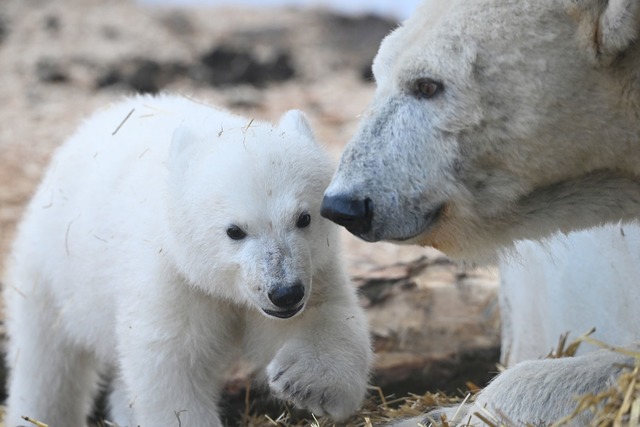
[{"left": 3, "top": 95, "right": 372, "bottom": 427}]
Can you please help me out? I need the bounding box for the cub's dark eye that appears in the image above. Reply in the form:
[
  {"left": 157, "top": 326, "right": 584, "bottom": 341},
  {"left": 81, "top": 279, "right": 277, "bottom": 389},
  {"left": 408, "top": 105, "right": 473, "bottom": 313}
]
[
  {"left": 296, "top": 212, "right": 311, "bottom": 228},
  {"left": 226, "top": 225, "right": 246, "bottom": 240},
  {"left": 413, "top": 78, "right": 443, "bottom": 99}
]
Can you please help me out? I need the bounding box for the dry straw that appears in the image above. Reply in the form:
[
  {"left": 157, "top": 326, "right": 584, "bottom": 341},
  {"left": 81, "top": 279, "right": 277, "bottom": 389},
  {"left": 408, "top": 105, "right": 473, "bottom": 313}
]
[
  {"left": 237, "top": 330, "right": 640, "bottom": 427},
  {"left": 11, "top": 331, "right": 640, "bottom": 427}
]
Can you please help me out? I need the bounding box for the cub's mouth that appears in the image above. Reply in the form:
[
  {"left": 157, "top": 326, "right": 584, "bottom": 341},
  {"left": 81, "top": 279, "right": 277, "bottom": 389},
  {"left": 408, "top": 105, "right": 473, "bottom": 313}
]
[{"left": 262, "top": 304, "right": 304, "bottom": 319}]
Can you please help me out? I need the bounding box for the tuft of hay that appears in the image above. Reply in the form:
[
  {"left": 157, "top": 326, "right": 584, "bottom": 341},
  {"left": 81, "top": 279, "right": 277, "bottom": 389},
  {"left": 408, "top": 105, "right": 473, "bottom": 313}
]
[
  {"left": 21, "top": 416, "right": 49, "bottom": 427},
  {"left": 547, "top": 327, "right": 597, "bottom": 360},
  {"left": 239, "top": 386, "right": 471, "bottom": 427}
]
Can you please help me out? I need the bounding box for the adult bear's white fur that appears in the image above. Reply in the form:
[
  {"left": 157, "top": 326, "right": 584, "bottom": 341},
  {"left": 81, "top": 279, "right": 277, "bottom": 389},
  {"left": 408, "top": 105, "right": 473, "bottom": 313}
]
[
  {"left": 3, "top": 95, "right": 372, "bottom": 427},
  {"left": 500, "top": 224, "right": 640, "bottom": 367},
  {"left": 323, "top": 0, "right": 640, "bottom": 425}
]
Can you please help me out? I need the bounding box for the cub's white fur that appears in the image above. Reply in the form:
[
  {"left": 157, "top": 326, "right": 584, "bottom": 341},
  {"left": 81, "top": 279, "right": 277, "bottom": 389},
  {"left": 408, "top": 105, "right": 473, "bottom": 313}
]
[
  {"left": 322, "top": 0, "right": 640, "bottom": 425},
  {"left": 3, "top": 95, "right": 372, "bottom": 427}
]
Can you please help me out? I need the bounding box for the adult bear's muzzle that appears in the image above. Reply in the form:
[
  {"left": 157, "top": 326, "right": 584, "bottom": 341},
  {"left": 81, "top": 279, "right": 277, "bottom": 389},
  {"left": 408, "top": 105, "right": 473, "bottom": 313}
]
[{"left": 320, "top": 194, "right": 374, "bottom": 239}]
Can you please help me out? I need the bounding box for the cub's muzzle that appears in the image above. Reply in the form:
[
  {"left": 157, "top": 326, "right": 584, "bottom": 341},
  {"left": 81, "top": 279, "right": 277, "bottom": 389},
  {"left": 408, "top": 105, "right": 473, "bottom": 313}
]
[{"left": 263, "top": 282, "right": 305, "bottom": 319}]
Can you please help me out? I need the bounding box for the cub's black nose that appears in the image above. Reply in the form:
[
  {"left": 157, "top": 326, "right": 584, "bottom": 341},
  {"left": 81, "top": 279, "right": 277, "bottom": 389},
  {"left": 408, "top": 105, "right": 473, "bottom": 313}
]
[
  {"left": 268, "top": 283, "right": 304, "bottom": 309},
  {"left": 320, "top": 194, "right": 373, "bottom": 236}
]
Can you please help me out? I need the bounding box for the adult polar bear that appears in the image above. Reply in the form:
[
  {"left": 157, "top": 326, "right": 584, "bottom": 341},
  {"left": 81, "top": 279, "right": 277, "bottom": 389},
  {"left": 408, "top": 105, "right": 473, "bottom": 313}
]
[
  {"left": 4, "top": 95, "right": 372, "bottom": 427},
  {"left": 322, "top": 0, "right": 640, "bottom": 425}
]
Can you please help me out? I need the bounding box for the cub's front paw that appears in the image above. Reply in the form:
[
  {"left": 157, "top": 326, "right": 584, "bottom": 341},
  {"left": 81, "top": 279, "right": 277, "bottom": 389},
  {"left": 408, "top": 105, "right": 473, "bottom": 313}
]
[{"left": 266, "top": 341, "right": 370, "bottom": 421}]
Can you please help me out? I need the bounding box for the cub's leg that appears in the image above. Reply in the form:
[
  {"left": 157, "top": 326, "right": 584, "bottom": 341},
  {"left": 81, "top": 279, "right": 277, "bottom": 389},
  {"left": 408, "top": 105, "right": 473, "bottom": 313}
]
[
  {"left": 4, "top": 283, "right": 100, "bottom": 427},
  {"left": 114, "top": 282, "right": 240, "bottom": 427}
]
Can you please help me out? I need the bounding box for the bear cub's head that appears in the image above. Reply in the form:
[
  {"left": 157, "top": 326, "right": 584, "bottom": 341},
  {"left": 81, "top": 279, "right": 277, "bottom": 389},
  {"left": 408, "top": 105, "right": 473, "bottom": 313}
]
[{"left": 166, "top": 110, "right": 337, "bottom": 319}]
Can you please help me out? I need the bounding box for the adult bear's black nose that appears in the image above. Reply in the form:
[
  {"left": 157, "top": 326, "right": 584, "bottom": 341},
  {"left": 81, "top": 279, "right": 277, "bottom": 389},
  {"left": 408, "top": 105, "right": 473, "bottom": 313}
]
[
  {"left": 320, "top": 194, "right": 373, "bottom": 236},
  {"left": 268, "top": 283, "right": 305, "bottom": 309}
]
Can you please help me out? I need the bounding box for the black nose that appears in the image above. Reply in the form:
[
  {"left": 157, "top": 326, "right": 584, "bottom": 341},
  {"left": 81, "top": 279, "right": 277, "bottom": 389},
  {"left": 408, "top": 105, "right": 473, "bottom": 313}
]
[
  {"left": 320, "top": 194, "right": 373, "bottom": 235},
  {"left": 268, "top": 283, "right": 305, "bottom": 309}
]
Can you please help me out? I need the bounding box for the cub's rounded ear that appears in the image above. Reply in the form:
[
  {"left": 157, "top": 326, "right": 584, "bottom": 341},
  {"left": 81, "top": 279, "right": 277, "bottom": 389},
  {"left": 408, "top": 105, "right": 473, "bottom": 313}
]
[
  {"left": 599, "top": 0, "right": 640, "bottom": 56},
  {"left": 169, "top": 124, "right": 199, "bottom": 174},
  {"left": 278, "top": 109, "right": 315, "bottom": 141}
]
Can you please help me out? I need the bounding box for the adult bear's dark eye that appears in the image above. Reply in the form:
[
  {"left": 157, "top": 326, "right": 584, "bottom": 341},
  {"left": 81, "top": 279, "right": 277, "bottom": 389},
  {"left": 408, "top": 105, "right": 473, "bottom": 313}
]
[
  {"left": 226, "top": 225, "right": 246, "bottom": 240},
  {"left": 413, "top": 78, "right": 443, "bottom": 99},
  {"left": 296, "top": 212, "right": 311, "bottom": 228}
]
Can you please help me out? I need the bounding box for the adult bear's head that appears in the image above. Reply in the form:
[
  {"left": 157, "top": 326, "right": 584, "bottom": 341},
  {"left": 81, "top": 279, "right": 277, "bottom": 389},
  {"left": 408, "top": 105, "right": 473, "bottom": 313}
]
[{"left": 322, "top": 0, "right": 640, "bottom": 262}]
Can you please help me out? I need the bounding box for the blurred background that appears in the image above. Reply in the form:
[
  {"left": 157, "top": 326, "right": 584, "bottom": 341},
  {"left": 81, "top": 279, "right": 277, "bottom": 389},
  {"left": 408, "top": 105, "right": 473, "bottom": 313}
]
[
  {"left": 0, "top": 0, "right": 499, "bottom": 422},
  {"left": 140, "top": 0, "right": 421, "bottom": 20}
]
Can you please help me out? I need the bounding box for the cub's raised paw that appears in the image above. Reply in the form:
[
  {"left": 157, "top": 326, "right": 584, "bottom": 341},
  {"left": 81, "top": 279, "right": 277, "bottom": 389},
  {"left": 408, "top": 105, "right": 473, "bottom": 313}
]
[{"left": 266, "top": 341, "right": 369, "bottom": 421}]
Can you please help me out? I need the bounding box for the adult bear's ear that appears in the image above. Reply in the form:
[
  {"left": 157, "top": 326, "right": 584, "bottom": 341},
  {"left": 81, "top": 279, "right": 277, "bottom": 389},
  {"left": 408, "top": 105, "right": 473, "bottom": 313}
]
[
  {"left": 278, "top": 110, "right": 315, "bottom": 141},
  {"left": 169, "top": 124, "right": 198, "bottom": 175},
  {"left": 598, "top": 0, "right": 640, "bottom": 56}
]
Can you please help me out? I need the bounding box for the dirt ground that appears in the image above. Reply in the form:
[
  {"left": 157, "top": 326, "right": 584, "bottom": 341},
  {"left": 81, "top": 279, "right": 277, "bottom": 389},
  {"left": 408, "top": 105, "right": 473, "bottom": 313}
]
[{"left": 0, "top": 0, "right": 500, "bottom": 421}]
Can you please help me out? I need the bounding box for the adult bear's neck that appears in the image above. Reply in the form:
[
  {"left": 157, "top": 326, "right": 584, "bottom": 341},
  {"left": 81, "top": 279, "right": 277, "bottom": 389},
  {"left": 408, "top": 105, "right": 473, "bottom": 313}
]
[{"left": 507, "top": 169, "right": 640, "bottom": 240}]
